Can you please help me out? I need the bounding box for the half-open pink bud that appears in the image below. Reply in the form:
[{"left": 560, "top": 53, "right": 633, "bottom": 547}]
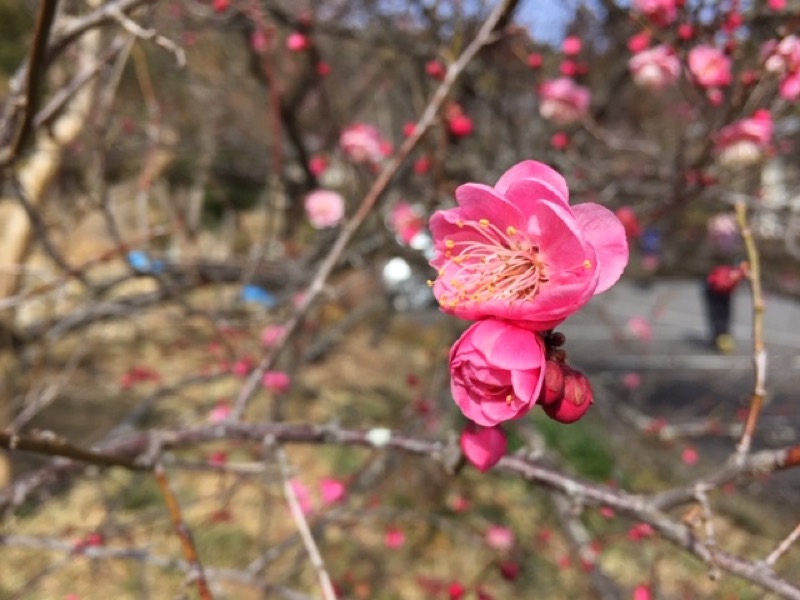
[
  {"left": 542, "top": 366, "right": 593, "bottom": 423},
  {"left": 460, "top": 424, "right": 507, "bottom": 472}
]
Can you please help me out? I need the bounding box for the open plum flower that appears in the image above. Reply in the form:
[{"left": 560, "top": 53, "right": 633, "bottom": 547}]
[
  {"left": 449, "top": 319, "right": 546, "bottom": 426},
  {"left": 429, "top": 160, "right": 628, "bottom": 331}
]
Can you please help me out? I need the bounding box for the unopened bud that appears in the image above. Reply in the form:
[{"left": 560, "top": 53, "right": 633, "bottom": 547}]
[
  {"left": 538, "top": 360, "right": 565, "bottom": 406},
  {"left": 542, "top": 366, "right": 594, "bottom": 423}
]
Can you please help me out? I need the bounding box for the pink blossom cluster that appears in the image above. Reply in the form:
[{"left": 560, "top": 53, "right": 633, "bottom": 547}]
[
  {"left": 632, "top": 0, "right": 678, "bottom": 27},
  {"left": 428, "top": 161, "right": 629, "bottom": 471},
  {"left": 763, "top": 35, "right": 800, "bottom": 100},
  {"left": 628, "top": 45, "right": 680, "bottom": 91},
  {"left": 715, "top": 109, "right": 772, "bottom": 167},
  {"left": 537, "top": 78, "right": 591, "bottom": 125},
  {"left": 339, "top": 123, "right": 388, "bottom": 165}
]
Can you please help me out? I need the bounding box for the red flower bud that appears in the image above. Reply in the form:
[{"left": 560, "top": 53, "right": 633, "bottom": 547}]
[
  {"left": 538, "top": 360, "right": 565, "bottom": 406},
  {"left": 542, "top": 366, "right": 593, "bottom": 423}
]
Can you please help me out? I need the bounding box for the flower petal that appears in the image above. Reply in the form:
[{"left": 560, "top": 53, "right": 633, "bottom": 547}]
[
  {"left": 572, "top": 203, "right": 629, "bottom": 294},
  {"left": 494, "top": 160, "right": 569, "bottom": 208}
]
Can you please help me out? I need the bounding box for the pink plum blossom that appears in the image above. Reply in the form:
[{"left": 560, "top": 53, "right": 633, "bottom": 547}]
[
  {"left": 339, "top": 123, "right": 384, "bottom": 164},
  {"left": 429, "top": 160, "right": 629, "bottom": 330},
  {"left": 627, "top": 31, "right": 651, "bottom": 53},
  {"left": 527, "top": 53, "right": 542, "bottom": 69},
  {"left": 384, "top": 527, "right": 406, "bottom": 549},
  {"left": 707, "top": 213, "right": 739, "bottom": 252},
  {"left": 562, "top": 36, "right": 582, "bottom": 56},
  {"left": 262, "top": 370, "right": 291, "bottom": 393},
  {"left": 425, "top": 59, "right": 446, "bottom": 80},
  {"left": 309, "top": 155, "right": 328, "bottom": 177},
  {"left": 622, "top": 372, "right": 642, "bottom": 390},
  {"left": 304, "top": 189, "right": 345, "bottom": 229},
  {"left": 716, "top": 110, "right": 772, "bottom": 167},
  {"left": 626, "top": 316, "right": 653, "bottom": 342},
  {"left": 448, "top": 113, "right": 474, "bottom": 137},
  {"left": 632, "top": 0, "right": 678, "bottom": 27},
  {"left": 633, "top": 584, "right": 653, "bottom": 600},
  {"left": 538, "top": 78, "right": 591, "bottom": 125},
  {"left": 629, "top": 45, "right": 680, "bottom": 91},
  {"left": 320, "top": 477, "right": 347, "bottom": 505},
  {"left": 763, "top": 35, "right": 800, "bottom": 100},
  {"left": 260, "top": 324, "right": 287, "bottom": 347},
  {"left": 207, "top": 400, "right": 231, "bottom": 423},
  {"left": 449, "top": 320, "right": 546, "bottom": 426},
  {"left": 688, "top": 45, "right": 732, "bottom": 88},
  {"left": 485, "top": 525, "right": 515, "bottom": 550},
  {"left": 460, "top": 424, "right": 507, "bottom": 471},
  {"left": 681, "top": 447, "right": 699, "bottom": 465},
  {"left": 286, "top": 32, "right": 309, "bottom": 52},
  {"left": 388, "top": 202, "right": 425, "bottom": 245}
]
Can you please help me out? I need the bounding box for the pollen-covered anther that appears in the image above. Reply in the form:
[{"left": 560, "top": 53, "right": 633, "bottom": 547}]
[
  {"left": 583, "top": 259, "right": 592, "bottom": 269},
  {"left": 445, "top": 240, "right": 455, "bottom": 249},
  {"left": 505, "top": 394, "right": 513, "bottom": 405},
  {"left": 479, "top": 219, "right": 490, "bottom": 227},
  {"left": 506, "top": 226, "right": 517, "bottom": 236}
]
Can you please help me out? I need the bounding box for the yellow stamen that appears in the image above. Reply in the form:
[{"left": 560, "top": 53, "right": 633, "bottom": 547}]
[
  {"left": 445, "top": 239, "right": 455, "bottom": 249},
  {"left": 506, "top": 226, "right": 516, "bottom": 236},
  {"left": 479, "top": 219, "right": 490, "bottom": 227},
  {"left": 583, "top": 260, "right": 592, "bottom": 269}
]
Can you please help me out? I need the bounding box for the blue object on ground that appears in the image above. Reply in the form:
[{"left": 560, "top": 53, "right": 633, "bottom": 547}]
[
  {"left": 127, "top": 250, "right": 165, "bottom": 274},
  {"left": 240, "top": 284, "right": 277, "bottom": 308}
]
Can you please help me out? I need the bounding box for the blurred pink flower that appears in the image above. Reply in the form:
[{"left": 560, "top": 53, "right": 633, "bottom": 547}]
[
  {"left": 460, "top": 424, "right": 507, "bottom": 472},
  {"left": 388, "top": 202, "right": 425, "bottom": 245},
  {"left": 769, "top": 0, "right": 786, "bottom": 9},
  {"left": 315, "top": 61, "right": 331, "bottom": 77},
  {"left": 627, "top": 522, "right": 655, "bottom": 541},
  {"left": 320, "top": 477, "right": 347, "bottom": 505},
  {"left": 633, "top": 584, "right": 653, "bottom": 600},
  {"left": 251, "top": 29, "right": 268, "bottom": 53},
  {"left": 207, "top": 400, "right": 231, "bottom": 423},
  {"left": 681, "top": 447, "right": 699, "bottom": 465},
  {"left": 304, "top": 189, "right": 345, "bottom": 229},
  {"left": 339, "top": 123, "right": 384, "bottom": 164},
  {"left": 627, "top": 316, "right": 653, "bottom": 342},
  {"left": 485, "top": 525, "right": 514, "bottom": 551},
  {"left": 262, "top": 370, "right": 291, "bottom": 394},
  {"left": 551, "top": 131, "right": 569, "bottom": 149},
  {"left": 629, "top": 45, "right": 680, "bottom": 91},
  {"left": 286, "top": 32, "right": 309, "bottom": 52},
  {"left": 716, "top": 110, "right": 772, "bottom": 167},
  {"left": 622, "top": 372, "right": 642, "bottom": 390},
  {"left": 688, "top": 45, "right": 732, "bottom": 88},
  {"left": 527, "top": 52, "right": 542, "bottom": 69},
  {"left": 449, "top": 320, "right": 546, "bottom": 426},
  {"left": 384, "top": 527, "right": 406, "bottom": 549},
  {"left": 707, "top": 213, "right": 739, "bottom": 252},
  {"left": 633, "top": 0, "right": 678, "bottom": 27},
  {"left": 425, "top": 59, "right": 446, "bottom": 80},
  {"left": 448, "top": 113, "right": 473, "bottom": 137},
  {"left": 615, "top": 206, "right": 642, "bottom": 239},
  {"left": 260, "top": 324, "right": 287, "bottom": 347},
  {"left": 627, "top": 31, "right": 651, "bottom": 53},
  {"left": 231, "top": 357, "right": 254, "bottom": 377},
  {"left": 562, "top": 36, "right": 582, "bottom": 56},
  {"left": 308, "top": 155, "right": 328, "bottom": 177},
  {"left": 429, "top": 160, "right": 628, "bottom": 330},
  {"left": 538, "top": 78, "right": 591, "bottom": 125}
]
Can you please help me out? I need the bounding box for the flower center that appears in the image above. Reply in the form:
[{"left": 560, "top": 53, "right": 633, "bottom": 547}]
[{"left": 434, "top": 217, "right": 549, "bottom": 308}]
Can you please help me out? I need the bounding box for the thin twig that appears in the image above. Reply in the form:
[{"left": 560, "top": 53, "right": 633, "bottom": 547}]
[
  {"left": 273, "top": 445, "right": 337, "bottom": 600},
  {"left": 153, "top": 461, "right": 214, "bottom": 600},
  {"left": 765, "top": 521, "right": 800, "bottom": 568},
  {"left": 107, "top": 6, "right": 186, "bottom": 67},
  {"left": 0, "top": 0, "right": 60, "bottom": 166},
  {"left": 734, "top": 200, "right": 767, "bottom": 458}
]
